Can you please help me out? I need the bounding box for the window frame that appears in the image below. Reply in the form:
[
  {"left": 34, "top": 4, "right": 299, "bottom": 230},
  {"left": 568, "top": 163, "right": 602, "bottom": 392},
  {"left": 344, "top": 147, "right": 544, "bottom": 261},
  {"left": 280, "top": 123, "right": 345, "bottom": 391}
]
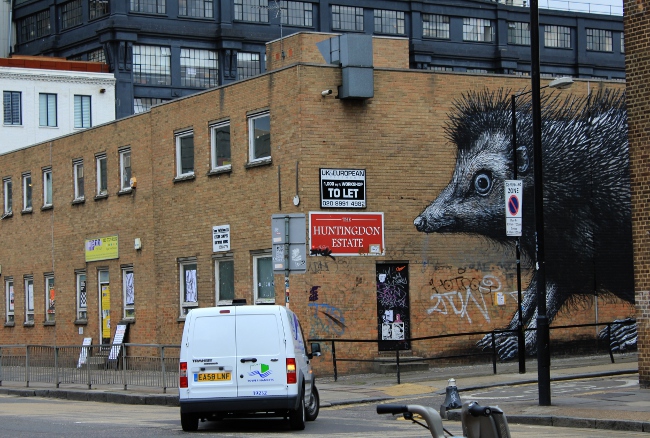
[
  {"left": 43, "top": 167, "right": 53, "bottom": 208},
  {"left": 3, "top": 177, "right": 12, "bottom": 215},
  {"left": 22, "top": 172, "right": 32, "bottom": 212},
  {"left": 39, "top": 93, "right": 57, "bottom": 127},
  {"left": 463, "top": 17, "right": 494, "bottom": 43},
  {"left": 179, "top": 258, "right": 198, "bottom": 318},
  {"left": 248, "top": 111, "right": 271, "bottom": 163},
  {"left": 129, "top": 0, "right": 166, "bottom": 14},
  {"left": 179, "top": 0, "right": 213, "bottom": 18},
  {"left": 507, "top": 21, "right": 530, "bottom": 46},
  {"left": 253, "top": 252, "right": 274, "bottom": 304},
  {"left": 89, "top": 0, "right": 110, "bottom": 19},
  {"left": 3, "top": 91, "right": 22, "bottom": 125},
  {"left": 281, "top": 1, "right": 313, "bottom": 27},
  {"left": 122, "top": 266, "right": 135, "bottom": 320},
  {"left": 234, "top": 0, "right": 268, "bottom": 23},
  {"left": 76, "top": 271, "right": 87, "bottom": 321},
  {"left": 60, "top": 0, "right": 83, "bottom": 30},
  {"left": 236, "top": 51, "right": 261, "bottom": 80},
  {"left": 544, "top": 25, "right": 571, "bottom": 49},
  {"left": 73, "top": 159, "right": 84, "bottom": 201},
  {"left": 215, "top": 257, "right": 234, "bottom": 304},
  {"left": 210, "top": 121, "right": 231, "bottom": 171},
  {"left": 332, "top": 4, "right": 363, "bottom": 31},
  {"left": 19, "top": 10, "right": 51, "bottom": 43},
  {"left": 5, "top": 278, "right": 14, "bottom": 324},
  {"left": 133, "top": 45, "right": 172, "bottom": 86},
  {"left": 45, "top": 274, "right": 55, "bottom": 323},
  {"left": 422, "top": 13, "right": 449, "bottom": 39},
  {"left": 74, "top": 95, "right": 92, "bottom": 128},
  {"left": 24, "top": 276, "right": 34, "bottom": 324},
  {"left": 96, "top": 153, "right": 108, "bottom": 196},
  {"left": 373, "top": 9, "right": 405, "bottom": 35},
  {"left": 180, "top": 48, "right": 218, "bottom": 88},
  {"left": 175, "top": 130, "right": 195, "bottom": 178},
  {"left": 119, "top": 148, "right": 132, "bottom": 191},
  {"left": 586, "top": 28, "right": 613, "bottom": 52}
]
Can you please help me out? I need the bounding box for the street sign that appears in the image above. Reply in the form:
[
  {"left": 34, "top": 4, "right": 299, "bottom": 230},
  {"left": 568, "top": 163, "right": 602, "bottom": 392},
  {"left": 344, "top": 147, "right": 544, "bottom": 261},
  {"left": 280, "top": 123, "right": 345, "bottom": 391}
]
[
  {"left": 505, "top": 180, "right": 522, "bottom": 237},
  {"left": 271, "top": 214, "right": 306, "bottom": 273}
]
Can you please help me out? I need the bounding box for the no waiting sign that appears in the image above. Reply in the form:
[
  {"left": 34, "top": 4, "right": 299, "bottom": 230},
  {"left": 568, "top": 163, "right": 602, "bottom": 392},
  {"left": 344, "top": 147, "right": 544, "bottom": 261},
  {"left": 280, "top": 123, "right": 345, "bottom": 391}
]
[{"left": 505, "top": 180, "right": 522, "bottom": 237}]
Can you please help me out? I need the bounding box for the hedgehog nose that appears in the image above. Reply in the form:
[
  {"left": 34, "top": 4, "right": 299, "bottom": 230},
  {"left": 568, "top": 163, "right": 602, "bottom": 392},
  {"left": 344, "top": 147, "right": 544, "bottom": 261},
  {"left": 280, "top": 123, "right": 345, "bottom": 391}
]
[{"left": 414, "top": 216, "right": 425, "bottom": 230}]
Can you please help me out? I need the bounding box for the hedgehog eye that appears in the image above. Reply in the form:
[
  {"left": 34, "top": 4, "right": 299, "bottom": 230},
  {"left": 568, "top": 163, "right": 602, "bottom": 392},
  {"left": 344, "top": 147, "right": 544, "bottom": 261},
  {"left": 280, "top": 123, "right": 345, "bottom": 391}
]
[{"left": 474, "top": 172, "right": 493, "bottom": 196}]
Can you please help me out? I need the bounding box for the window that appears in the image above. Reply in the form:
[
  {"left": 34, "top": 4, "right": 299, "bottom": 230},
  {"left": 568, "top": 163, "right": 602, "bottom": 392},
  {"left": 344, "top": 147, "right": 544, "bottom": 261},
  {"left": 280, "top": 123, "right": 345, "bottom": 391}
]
[
  {"left": 332, "top": 5, "right": 363, "bottom": 31},
  {"left": 545, "top": 25, "right": 571, "bottom": 48},
  {"left": 19, "top": 10, "right": 50, "bottom": 43},
  {"left": 234, "top": 0, "right": 268, "bottom": 22},
  {"left": 422, "top": 14, "right": 449, "bottom": 39},
  {"left": 3, "top": 178, "right": 12, "bottom": 215},
  {"left": 181, "top": 49, "right": 218, "bottom": 88},
  {"left": 180, "top": 259, "right": 198, "bottom": 317},
  {"left": 73, "top": 160, "right": 84, "bottom": 200},
  {"left": 215, "top": 258, "right": 234, "bottom": 303},
  {"left": 119, "top": 148, "right": 132, "bottom": 191},
  {"left": 98, "top": 270, "right": 110, "bottom": 343},
  {"left": 76, "top": 272, "right": 87, "bottom": 321},
  {"left": 90, "top": 0, "right": 110, "bottom": 19},
  {"left": 133, "top": 97, "right": 168, "bottom": 113},
  {"left": 22, "top": 173, "right": 32, "bottom": 211},
  {"left": 133, "top": 45, "right": 171, "bottom": 85},
  {"left": 88, "top": 48, "right": 106, "bottom": 63},
  {"left": 253, "top": 253, "right": 274, "bottom": 303},
  {"left": 43, "top": 168, "right": 53, "bottom": 207},
  {"left": 123, "top": 267, "right": 134, "bottom": 319},
  {"left": 179, "top": 0, "right": 212, "bottom": 18},
  {"left": 508, "top": 21, "right": 530, "bottom": 45},
  {"left": 463, "top": 18, "right": 494, "bottom": 42},
  {"left": 429, "top": 66, "right": 453, "bottom": 72},
  {"left": 281, "top": 1, "right": 312, "bottom": 27},
  {"left": 175, "top": 131, "right": 194, "bottom": 177},
  {"left": 210, "top": 121, "right": 231, "bottom": 170},
  {"left": 5, "top": 278, "right": 14, "bottom": 324},
  {"left": 130, "top": 0, "right": 166, "bottom": 13},
  {"left": 39, "top": 93, "right": 57, "bottom": 127},
  {"left": 374, "top": 9, "right": 404, "bottom": 35},
  {"left": 96, "top": 153, "right": 107, "bottom": 196},
  {"left": 3, "top": 91, "right": 21, "bottom": 125},
  {"left": 74, "top": 95, "right": 91, "bottom": 128},
  {"left": 586, "top": 28, "right": 613, "bottom": 52},
  {"left": 237, "top": 52, "right": 260, "bottom": 80},
  {"left": 45, "top": 275, "right": 55, "bottom": 323},
  {"left": 61, "top": 0, "right": 83, "bottom": 30},
  {"left": 248, "top": 111, "right": 270, "bottom": 162},
  {"left": 25, "top": 276, "right": 34, "bottom": 323}
]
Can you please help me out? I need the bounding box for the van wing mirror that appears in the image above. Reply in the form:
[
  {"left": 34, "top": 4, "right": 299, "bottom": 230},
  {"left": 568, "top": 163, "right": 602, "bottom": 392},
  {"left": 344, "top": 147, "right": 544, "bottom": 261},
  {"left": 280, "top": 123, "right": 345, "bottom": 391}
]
[{"left": 310, "top": 342, "right": 322, "bottom": 357}]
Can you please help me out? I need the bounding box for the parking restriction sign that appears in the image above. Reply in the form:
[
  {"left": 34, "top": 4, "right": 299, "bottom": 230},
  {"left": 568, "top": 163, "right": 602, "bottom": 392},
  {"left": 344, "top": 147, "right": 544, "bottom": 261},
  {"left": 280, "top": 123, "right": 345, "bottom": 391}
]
[{"left": 505, "top": 180, "right": 522, "bottom": 237}]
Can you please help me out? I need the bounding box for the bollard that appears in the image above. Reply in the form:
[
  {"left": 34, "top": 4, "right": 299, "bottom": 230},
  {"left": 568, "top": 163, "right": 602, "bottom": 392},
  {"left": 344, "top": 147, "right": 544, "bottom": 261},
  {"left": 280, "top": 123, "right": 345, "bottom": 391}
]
[{"left": 440, "top": 377, "right": 462, "bottom": 419}]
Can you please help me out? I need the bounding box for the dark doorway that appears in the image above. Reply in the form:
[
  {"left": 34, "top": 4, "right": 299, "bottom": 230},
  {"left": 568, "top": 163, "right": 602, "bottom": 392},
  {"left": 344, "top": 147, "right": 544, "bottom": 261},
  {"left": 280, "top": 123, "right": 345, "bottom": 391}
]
[{"left": 376, "top": 263, "right": 410, "bottom": 351}]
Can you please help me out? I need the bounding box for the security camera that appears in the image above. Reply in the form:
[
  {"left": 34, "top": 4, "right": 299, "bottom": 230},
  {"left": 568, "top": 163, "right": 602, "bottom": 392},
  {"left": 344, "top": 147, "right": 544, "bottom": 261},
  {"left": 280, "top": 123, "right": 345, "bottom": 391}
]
[{"left": 321, "top": 89, "right": 333, "bottom": 97}]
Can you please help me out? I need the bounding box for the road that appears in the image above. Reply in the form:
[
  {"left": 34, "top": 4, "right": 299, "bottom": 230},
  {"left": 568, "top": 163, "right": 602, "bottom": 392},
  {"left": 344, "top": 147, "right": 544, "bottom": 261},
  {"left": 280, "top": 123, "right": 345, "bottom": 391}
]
[{"left": 0, "top": 393, "right": 646, "bottom": 437}]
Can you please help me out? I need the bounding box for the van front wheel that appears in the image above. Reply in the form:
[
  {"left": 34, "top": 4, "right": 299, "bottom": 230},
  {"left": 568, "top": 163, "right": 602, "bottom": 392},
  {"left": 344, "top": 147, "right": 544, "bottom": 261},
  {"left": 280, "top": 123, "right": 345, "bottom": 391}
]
[
  {"left": 305, "top": 386, "right": 319, "bottom": 421},
  {"left": 289, "top": 393, "right": 306, "bottom": 430},
  {"left": 180, "top": 413, "right": 199, "bottom": 432}
]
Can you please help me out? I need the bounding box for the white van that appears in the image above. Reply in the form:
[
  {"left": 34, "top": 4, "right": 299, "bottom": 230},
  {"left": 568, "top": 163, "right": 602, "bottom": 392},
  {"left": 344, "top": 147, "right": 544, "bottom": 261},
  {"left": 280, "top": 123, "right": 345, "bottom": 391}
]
[{"left": 178, "top": 304, "right": 321, "bottom": 432}]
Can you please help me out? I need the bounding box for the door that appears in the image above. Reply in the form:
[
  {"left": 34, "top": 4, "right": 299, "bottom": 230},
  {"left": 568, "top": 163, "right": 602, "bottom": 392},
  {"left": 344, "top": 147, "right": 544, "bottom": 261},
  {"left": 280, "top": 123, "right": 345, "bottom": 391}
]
[{"left": 376, "top": 263, "right": 411, "bottom": 351}]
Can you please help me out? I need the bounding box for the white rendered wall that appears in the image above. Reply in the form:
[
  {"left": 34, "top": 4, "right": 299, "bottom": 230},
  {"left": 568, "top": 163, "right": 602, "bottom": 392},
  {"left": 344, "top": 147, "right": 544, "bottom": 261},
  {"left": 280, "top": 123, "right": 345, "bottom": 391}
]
[{"left": 0, "top": 67, "right": 116, "bottom": 154}]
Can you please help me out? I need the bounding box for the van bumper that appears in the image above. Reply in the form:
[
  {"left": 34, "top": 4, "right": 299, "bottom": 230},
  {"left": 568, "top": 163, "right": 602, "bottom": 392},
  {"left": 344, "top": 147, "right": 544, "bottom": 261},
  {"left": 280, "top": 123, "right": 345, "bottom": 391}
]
[{"left": 180, "top": 395, "right": 300, "bottom": 415}]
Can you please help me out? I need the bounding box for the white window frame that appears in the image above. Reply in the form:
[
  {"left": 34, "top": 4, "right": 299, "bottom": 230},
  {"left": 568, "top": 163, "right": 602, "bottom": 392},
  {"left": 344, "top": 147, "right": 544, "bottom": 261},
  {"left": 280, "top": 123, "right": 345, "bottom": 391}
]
[
  {"left": 253, "top": 252, "right": 274, "bottom": 304},
  {"left": 76, "top": 271, "right": 87, "bottom": 321},
  {"left": 210, "top": 121, "right": 231, "bottom": 171},
  {"left": 3, "top": 91, "right": 22, "bottom": 125},
  {"left": 96, "top": 153, "right": 107, "bottom": 196},
  {"left": 175, "top": 130, "right": 195, "bottom": 178},
  {"left": 5, "top": 278, "right": 14, "bottom": 324},
  {"left": 39, "top": 93, "right": 57, "bottom": 127},
  {"left": 74, "top": 95, "right": 91, "bottom": 128},
  {"left": 73, "top": 159, "right": 84, "bottom": 200},
  {"left": 179, "top": 258, "right": 198, "bottom": 317},
  {"left": 3, "top": 177, "right": 12, "bottom": 215},
  {"left": 215, "top": 257, "right": 234, "bottom": 304},
  {"left": 43, "top": 167, "right": 53, "bottom": 207},
  {"left": 24, "top": 276, "right": 34, "bottom": 323},
  {"left": 22, "top": 172, "right": 32, "bottom": 212},
  {"left": 248, "top": 111, "right": 270, "bottom": 163},
  {"left": 45, "top": 274, "right": 55, "bottom": 323},
  {"left": 123, "top": 266, "right": 135, "bottom": 320},
  {"left": 119, "top": 148, "right": 132, "bottom": 191}
]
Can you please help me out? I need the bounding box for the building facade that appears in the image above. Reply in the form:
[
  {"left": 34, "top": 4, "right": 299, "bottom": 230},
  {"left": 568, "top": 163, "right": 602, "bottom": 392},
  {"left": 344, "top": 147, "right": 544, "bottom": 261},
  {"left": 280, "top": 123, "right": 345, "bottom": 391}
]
[
  {"left": 1, "top": 56, "right": 116, "bottom": 153},
  {"left": 0, "top": 34, "right": 634, "bottom": 375},
  {"left": 9, "top": 0, "right": 625, "bottom": 119}
]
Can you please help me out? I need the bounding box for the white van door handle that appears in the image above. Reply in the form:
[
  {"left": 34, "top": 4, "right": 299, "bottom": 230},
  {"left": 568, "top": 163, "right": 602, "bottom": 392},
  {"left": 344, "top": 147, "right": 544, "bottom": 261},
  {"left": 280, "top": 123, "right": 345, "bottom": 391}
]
[{"left": 240, "top": 357, "right": 257, "bottom": 363}]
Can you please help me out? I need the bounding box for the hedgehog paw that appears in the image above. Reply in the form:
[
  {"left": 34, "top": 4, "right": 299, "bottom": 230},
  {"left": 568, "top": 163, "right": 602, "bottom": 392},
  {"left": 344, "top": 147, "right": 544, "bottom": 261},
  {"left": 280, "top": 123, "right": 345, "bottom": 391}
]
[
  {"left": 476, "top": 332, "right": 520, "bottom": 361},
  {"left": 598, "top": 318, "right": 637, "bottom": 353}
]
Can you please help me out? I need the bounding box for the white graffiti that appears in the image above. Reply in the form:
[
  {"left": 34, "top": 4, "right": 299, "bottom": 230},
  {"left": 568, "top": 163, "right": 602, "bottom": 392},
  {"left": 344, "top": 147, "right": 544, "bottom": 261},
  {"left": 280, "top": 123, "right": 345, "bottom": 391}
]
[{"left": 427, "top": 275, "right": 505, "bottom": 324}]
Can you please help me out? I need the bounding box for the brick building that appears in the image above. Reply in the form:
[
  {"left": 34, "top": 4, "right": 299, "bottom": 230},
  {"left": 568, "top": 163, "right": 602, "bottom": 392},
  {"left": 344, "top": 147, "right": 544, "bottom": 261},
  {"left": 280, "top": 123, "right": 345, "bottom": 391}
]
[
  {"left": 624, "top": 0, "right": 650, "bottom": 388},
  {"left": 0, "top": 33, "right": 633, "bottom": 375}
]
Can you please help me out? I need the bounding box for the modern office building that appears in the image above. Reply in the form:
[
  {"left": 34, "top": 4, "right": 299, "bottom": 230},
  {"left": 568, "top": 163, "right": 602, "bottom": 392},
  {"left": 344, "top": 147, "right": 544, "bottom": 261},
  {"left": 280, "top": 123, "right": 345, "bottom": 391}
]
[{"left": 8, "top": 0, "right": 625, "bottom": 119}]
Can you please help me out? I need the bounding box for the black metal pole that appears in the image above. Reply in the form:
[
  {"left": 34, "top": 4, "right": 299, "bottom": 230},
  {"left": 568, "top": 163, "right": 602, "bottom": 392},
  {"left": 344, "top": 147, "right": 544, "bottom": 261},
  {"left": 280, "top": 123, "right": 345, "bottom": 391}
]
[
  {"left": 530, "top": 0, "right": 551, "bottom": 406},
  {"left": 511, "top": 94, "right": 526, "bottom": 375}
]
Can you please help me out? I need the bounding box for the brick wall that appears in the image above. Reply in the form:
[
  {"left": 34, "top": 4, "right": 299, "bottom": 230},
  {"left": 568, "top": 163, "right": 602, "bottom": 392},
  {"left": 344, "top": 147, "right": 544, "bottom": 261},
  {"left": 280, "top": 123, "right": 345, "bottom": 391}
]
[{"left": 625, "top": 0, "right": 650, "bottom": 388}]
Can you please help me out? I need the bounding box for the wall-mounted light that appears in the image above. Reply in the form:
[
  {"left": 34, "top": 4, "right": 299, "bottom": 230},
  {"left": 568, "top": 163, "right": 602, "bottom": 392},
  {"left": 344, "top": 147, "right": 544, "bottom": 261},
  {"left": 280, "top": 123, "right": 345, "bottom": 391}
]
[
  {"left": 321, "top": 89, "right": 333, "bottom": 97},
  {"left": 99, "top": 88, "right": 106, "bottom": 94}
]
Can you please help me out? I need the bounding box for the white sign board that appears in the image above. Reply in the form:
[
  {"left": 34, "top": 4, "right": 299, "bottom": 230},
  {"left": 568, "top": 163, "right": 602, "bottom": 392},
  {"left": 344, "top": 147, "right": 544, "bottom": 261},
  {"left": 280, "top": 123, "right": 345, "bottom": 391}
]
[
  {"left": 109, "top": 324, "right": 128, "bottom": 360},
  {"left": 320, "top": 168, "right": 366, "bottom": 208},
  {"left": 505, "top": 180, "right": 522, "bottom": 237},
  {"left": 213, "top": 225, "right": 231, "bottom": 252},
  {"left": 77, "top": 337, "right": 92, "bottom": 368}
]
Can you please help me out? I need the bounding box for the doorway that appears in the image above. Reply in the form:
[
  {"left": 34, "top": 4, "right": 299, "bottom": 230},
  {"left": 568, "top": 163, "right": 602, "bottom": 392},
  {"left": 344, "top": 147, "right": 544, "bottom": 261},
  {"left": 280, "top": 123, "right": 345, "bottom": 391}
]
[{"left": 376, "top": 263, "right": 411, "bottom": 351}]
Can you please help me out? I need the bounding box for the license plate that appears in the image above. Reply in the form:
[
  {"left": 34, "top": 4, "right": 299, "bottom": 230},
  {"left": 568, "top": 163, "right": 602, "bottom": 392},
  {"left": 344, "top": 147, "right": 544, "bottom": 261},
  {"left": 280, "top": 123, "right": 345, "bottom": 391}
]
[{"left": 196, "top": 372, "right": 231, "bottom": 382}]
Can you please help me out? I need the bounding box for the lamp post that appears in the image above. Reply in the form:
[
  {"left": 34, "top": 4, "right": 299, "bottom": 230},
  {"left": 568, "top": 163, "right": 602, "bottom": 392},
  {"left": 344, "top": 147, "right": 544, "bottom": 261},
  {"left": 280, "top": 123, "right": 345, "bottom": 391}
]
[{"left": 510, "top": 75, "right": 572, "bottom": 377}]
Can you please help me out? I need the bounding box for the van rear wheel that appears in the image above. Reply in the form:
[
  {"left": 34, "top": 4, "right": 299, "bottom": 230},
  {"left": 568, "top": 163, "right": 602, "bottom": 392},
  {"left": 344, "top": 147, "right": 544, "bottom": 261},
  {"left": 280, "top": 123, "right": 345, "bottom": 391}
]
[
  {"left": 180, "top": 413, "right": 199, "bottom": 432},
  {"left": 305, "top": 386, "right": 319, "bottom": 421},
  {"left": 289, "top": 393, "right": 306, "bottom": 430}
]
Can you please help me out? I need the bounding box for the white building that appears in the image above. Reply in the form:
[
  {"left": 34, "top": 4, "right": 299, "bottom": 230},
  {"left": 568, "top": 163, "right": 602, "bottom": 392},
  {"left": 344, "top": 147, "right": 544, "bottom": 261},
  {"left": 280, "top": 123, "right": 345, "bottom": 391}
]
[{"left": 1, "top": 57, "right": 115, "bottom": 154}]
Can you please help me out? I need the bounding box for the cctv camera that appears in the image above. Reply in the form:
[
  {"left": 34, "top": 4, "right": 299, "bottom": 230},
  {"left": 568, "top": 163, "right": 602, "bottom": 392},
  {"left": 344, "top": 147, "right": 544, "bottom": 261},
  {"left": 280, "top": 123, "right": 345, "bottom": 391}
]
[{"left": 321, "top": 89, "right": 333, "bottom": 97}]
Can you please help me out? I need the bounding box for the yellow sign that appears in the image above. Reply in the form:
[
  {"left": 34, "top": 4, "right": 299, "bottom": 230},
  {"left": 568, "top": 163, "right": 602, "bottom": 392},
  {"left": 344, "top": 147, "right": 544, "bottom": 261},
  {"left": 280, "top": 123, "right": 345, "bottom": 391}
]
[
  {"left": 102, "top": 285, "right": 111, "bottom": 338},
  {"left": 85, "top": 236, "right": 119, "bottom": 262}
]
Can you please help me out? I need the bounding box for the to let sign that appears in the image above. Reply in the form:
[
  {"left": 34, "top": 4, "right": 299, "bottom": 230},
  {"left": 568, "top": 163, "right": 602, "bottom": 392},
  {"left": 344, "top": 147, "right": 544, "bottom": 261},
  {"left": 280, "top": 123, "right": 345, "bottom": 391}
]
[
  {"left": 309, "top": 212, "right": 384, "bottom": 256},
  {"left": 320, "top": 168, "right": 366, "bottom": 208}
]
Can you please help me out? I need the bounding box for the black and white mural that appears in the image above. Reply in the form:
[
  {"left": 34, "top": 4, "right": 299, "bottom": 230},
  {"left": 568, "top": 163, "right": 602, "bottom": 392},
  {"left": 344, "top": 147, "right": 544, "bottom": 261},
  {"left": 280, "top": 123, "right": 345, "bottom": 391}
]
[{"left": 413, "top": 89, "right": 636, "bottom": 359}]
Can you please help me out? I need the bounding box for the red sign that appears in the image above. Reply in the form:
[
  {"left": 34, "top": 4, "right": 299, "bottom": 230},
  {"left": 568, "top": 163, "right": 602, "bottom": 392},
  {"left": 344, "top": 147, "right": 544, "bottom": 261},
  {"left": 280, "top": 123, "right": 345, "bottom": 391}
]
[{"left": 309, "top": 212, "right": 385, "bottom": 256}]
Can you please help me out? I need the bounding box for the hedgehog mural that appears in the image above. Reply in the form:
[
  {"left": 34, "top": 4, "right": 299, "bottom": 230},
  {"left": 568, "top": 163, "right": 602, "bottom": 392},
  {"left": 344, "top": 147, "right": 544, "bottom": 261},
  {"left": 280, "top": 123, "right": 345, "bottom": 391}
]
[{"left": 413, "top": 89, "right": 636, "bottom": 360}]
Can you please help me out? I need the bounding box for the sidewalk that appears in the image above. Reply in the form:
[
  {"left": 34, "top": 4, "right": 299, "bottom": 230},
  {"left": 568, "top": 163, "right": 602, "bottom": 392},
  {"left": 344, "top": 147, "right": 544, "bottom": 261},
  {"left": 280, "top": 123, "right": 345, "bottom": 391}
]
[{"left": 0, "top": 353, "right": 647, "bottom": 433}]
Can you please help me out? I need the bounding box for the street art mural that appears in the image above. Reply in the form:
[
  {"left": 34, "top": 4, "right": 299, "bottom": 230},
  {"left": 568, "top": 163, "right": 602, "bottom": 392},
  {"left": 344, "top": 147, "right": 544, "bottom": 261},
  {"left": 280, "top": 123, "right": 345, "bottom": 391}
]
[{"left": 413, "top": 88, "right": 636, "bottom": 359}]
